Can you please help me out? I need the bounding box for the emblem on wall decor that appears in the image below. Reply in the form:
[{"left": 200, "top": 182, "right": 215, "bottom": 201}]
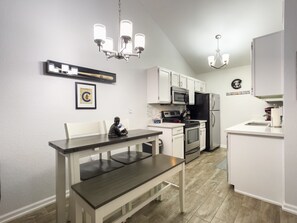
[
  {"left": 231, "top": 79, "right": 242, "bottom": 89},
  {"left": 75, "top": 82, "right": 97, "bottom": 109}
]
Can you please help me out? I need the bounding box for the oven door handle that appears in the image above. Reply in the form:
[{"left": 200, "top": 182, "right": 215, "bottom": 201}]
[{"left": 186, "top": 147, "right": 200, "bottom": 155}]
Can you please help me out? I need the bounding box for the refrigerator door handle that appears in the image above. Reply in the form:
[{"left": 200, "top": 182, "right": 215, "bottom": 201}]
[
  {"left": 212, "top": 112, "right": 215, "bottom": 127},
  {"left": 212, "top": 96, "right": 216, "bottom": 110}
]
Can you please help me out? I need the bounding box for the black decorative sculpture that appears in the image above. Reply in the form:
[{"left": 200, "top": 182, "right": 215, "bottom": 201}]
[{"left": 108, "top": 117, "right": 128, "bottom": 138}]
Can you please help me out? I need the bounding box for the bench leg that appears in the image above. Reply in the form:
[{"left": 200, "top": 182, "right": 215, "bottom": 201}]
[
  {"left": 85, "top": 212, "right": 91, "bottom": 223},
  {"left": 93, "top": 209, "right": 104, "bottom": 223},
  {"left": 75, "top": 199, "right": 83, "bottom": 223},
  {"left": 179, "top": 163, "right": 185, "bottom": 213}
]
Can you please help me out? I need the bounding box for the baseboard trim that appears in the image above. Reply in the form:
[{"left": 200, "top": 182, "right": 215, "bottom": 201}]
[
  {"left": 234, "top": 188, "right": 282, "bottom": 206},
  {"left": 220, "top": 144, "right": 227, "bottom": 149},
  {"left": 282, "top": 202, "right": 297, "bottom": 215},
  {"left": 0, "top": 190, "right": 69, "bottom": 223}
]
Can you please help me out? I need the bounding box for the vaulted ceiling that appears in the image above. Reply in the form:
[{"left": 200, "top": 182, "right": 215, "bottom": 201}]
[{"left": 139, "top": 0, "right": 283, "bottom": 74}]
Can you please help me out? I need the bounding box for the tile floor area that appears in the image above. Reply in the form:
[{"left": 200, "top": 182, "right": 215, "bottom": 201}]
[{"left": 7, "top": 148, "right": 297, "bottom": 223}]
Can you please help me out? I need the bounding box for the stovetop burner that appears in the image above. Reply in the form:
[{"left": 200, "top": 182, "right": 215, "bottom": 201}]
[{"left": 162, "top": 110, "right": 199, "bottom": 128}]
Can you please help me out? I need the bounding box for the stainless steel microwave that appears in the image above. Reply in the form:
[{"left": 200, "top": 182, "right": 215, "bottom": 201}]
[{"left": 171, "top": 86, "right": 189, "bottom": 105}]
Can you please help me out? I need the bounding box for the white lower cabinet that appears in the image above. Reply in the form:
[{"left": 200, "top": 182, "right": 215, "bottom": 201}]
[
  {"left": 227, "top": 133, "right": 283, "bottom": 204},
  {"left": 148, "top": 126, "right": 184, "bottom": 159},
  {"left": 199, "top": 127, "right": 206, "bottom": 151},
  {"left": 172, "top": 134, "right": 184, "bottom": 158}
]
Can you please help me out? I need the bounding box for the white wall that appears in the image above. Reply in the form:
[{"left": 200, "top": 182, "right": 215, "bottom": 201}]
[
  {"left": 0, "top": 0, "right": 194, "bottom": 220},
  {"left": 196, "top": 65, "right": 268, "bottom": 147},
  {"left": 283, "top": 0, "right": 297, "bottom": 214}
]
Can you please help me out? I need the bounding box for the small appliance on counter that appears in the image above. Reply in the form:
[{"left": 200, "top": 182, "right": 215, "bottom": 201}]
[
  {"left": 271, "top": 107, "right": 282, "bottom": 128},
  {"left": 264, "top": 107, "right": 273, "bottom": 121}
]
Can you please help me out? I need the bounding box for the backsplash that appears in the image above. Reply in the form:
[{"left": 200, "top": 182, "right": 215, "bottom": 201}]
[{"left": 147, "top": 104, "right": 185, "bottom": 124}]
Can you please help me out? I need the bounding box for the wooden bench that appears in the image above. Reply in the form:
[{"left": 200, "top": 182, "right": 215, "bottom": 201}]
[{"left": 71, "top": 154, "right": 185, "bottom": 223}]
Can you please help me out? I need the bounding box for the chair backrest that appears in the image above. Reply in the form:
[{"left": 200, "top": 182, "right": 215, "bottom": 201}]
[
  {"left": 104, "top": 119, "right": 129, "bottom": 134},
  {"left": 65, "top": 121, "right": 106, "bottom": 139}
]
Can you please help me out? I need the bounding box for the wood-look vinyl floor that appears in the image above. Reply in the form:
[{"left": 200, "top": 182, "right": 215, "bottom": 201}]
[{"left": 7, "top": 148, "right": 297, "bottom": 223}]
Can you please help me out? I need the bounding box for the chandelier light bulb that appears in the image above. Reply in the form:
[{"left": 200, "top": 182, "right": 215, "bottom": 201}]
[
  {"left": 208, "top": 56, "right": 215, "bottom": 66},
  {"left": 222, "top": 54, "right": 230, "bottom": 64},
  {"left": 120, "top": 20, "right": 133, "bottom": 42},
  {"left": 94, "top": 24, "right": 106, "bottom": 43},
  {"left": 134, "top": 33, "right": 145, "bottom": 52}
]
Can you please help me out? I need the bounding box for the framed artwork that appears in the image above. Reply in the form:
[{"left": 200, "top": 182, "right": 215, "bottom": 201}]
[{"left": 75, "top": 82, "right": 97, "bottom": 109}]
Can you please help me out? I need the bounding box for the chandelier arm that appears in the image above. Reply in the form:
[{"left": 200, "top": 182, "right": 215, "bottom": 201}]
[
  {"left": 211, "top": 63, "right": 227, "bottom": 69},
  {"left": 119, "top": 44, "right": 126, "bottom": 54},
  {"left": 124, "top": 53, "right": 139, "bottom": 57}
]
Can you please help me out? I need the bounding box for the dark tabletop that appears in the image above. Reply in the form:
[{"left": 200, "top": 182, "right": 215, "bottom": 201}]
[
  {"left": 49, "top": 129, "right": 162, "bottom": 154},
  {"left": 71, "top": 154, "right": 185, "bottom": 209}
]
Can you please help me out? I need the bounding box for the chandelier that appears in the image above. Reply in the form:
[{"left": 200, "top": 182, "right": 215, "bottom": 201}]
[
  {"left": 208, "top": 34, "right": 229, "bottom": 69},
  {"left": 93, "top": 0, "right": 145, "bottom": 61}
]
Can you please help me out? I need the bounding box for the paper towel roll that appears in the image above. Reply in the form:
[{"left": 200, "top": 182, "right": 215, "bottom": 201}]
[{"left": 271, "top": 108, "right": 281, "bottom": 127}]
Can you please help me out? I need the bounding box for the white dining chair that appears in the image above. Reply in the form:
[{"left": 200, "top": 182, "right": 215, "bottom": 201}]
[
  {"left": 64, "top": 120, "right": 124, "bottom": 181},
  {"left": 104, "top": 119, "right": 152, "bottom": 165}
]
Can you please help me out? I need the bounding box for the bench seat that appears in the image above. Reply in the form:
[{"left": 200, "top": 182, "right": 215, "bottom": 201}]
[{"left": 71, "top": 154, "right": 185, "bottom": 223}]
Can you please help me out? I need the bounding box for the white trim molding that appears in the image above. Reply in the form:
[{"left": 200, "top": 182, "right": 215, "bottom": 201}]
[
  {"left": 0, "top": 196, "right": 55, "bottom": 223},
  {"left": 282, "top": 203, "right": 297, "bottom": 216},
  {"left": 0, "top": 190, "right": 69, "bottom": 223},
  {"left": 220, "top": 144, "right": 227, "bottom": 149}
]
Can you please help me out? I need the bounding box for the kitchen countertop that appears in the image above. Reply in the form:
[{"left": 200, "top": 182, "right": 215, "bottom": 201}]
[
  {"left": 190, "top": 119, "right": 207, "bottom": 123},
  {"left": 225, "top": 120, "right": 284, "bottom": 138},
  {"left": 147, "top": 123, "right": 185, "bottom": 128}
]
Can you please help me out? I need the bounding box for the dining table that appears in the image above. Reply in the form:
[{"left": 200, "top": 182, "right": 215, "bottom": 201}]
[{"left": 48, "top": 129, "right": 162, "bottom": 223}]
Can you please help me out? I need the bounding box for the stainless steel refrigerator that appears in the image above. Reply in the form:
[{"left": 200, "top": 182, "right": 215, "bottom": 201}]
[{"left": 187, "top": 93, "right": 220, "bottom": 151}]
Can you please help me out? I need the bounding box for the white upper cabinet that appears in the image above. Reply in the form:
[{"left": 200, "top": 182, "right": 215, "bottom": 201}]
[
  {"left": 194, "top": 79, "right": 206, "bottom": 93},
  {"left": 171, "top": 72, "right": 187, "bottom": 89},
  {"left": 171, "top": 71, "right": 180, "bottom": 87},
  {"left": 147, "top": 67, "right": 171, "bottom": 104},
  {"left": 179, "top": 74, "right": 187, "bottom": 89},
  {"left": 187, "top": 77, "right": 195, "bottom": 105},
  {"left": 251, "top": 31, "right": 283, "bottom": 98}
]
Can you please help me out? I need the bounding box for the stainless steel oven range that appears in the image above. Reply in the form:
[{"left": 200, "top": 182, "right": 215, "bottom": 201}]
[{"left": 162, "top": 110, "right": 200, "bottom": 163}]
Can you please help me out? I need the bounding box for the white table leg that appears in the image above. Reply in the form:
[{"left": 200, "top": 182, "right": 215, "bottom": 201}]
[
  {"left": 75, "top": 198, "right": 83, "bottom": 223},
  {"left": 179, "top": 163, "right": 185, "bottom": 213},
  {"left": 56, "top": 151, "right": 66, "bottom": 223},
  {"left": 85, "top": 212, "right": 91, "bottom": 223},
  {"left": 151, "top": 136, "right": 159, "bottom": 155},
  {"left": 68, "top": 153, "right": 81, "bottom": 223}
]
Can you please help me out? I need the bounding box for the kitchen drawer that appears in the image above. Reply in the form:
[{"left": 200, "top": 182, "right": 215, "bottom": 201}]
[
  {"left": 172, "top": 127, "right": 183, "bottom": 135},
  {"left": 200, "top": 123, "right": 205, "bottom": 128}
]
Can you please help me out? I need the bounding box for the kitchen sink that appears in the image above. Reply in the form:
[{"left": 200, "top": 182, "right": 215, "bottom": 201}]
[{"left": 245, "top": 122, "right": 269, "bottom": 126}]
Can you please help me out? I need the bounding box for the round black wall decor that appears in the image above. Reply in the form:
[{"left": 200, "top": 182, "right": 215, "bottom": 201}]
[{"left": 231, "top": 79, "right": 242, "bottom": 89}]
